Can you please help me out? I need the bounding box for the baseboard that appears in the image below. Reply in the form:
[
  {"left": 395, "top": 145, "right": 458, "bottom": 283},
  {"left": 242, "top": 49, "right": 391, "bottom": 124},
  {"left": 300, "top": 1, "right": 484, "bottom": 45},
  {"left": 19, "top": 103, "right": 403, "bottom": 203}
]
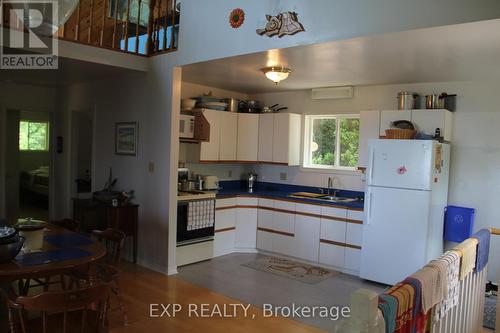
[
  {"left": 136, "top": 257, "right": 169, "bottom": 275},
  {"left": 168, "top": 267, "right": 179, "bottom": 275},
  {"left": 233, "top": 248, "right": 258, "bottom": 253}
]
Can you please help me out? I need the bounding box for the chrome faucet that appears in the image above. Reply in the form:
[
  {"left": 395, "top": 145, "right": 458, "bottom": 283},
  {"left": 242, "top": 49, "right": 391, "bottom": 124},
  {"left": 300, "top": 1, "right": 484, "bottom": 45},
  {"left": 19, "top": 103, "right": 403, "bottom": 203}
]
[{"left": 327, "top": 177, "right": 333, "bottom": 196}]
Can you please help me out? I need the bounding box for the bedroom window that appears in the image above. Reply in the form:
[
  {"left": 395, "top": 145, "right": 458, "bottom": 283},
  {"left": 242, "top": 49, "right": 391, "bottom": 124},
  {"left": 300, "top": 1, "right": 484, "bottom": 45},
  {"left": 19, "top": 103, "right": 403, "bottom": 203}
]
[
  {"left": 19, "top": 121, "right": 49, "bottom": 151},
  {"left": 303, "top": 115, "right": 360, "bottom": 170}
]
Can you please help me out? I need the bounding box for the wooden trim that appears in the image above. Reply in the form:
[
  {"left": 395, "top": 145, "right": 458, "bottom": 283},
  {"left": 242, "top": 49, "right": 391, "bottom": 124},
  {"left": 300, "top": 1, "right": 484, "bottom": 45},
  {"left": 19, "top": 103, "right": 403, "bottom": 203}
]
[
  {"left": 135, "top": 0, "right": 142, "bottom": 53},
  {"left": 490, "top": 228, "right": 500, "bottom": 236},
  {"left": 112, "top": 0, "right": 120, "bottom": 49},
  {"left": 257, "top": 227, "right": 294, "bottom": 237},
  {"left": 345, "top": 218, "right": 363, "bottom": 225},
  {"left": 124, "top": 0, "right": 131, "bottom": 50},
  {"left": 100, "top": 0, "right": 106, "bottom": 46},
  {"left": 215, "top": 227, "right": 236, "bottom": 233},
  {"left": 320, "top": 239, "right": 362, "bottom": 250},
  {"left": 348, "top": 206, "right": 364, "bottom": 212},
  {"left": 215, "top": 205, "right": 238, "bottom": 211},
  {"left": 320, "top": 215, "right": 348, "bottom": 223},
  {"left": 88, "top": 0, "right": 94, "bottom": 43},
  {"left": 75, "top": 1, "right": 81, "bottom": 40}
]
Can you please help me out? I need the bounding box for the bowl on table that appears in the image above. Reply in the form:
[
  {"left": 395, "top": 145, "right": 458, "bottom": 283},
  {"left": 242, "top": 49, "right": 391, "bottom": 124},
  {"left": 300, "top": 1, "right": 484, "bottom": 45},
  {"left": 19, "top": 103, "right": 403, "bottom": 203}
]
[{"left": 0, "top": 234, "right": 24, "bottom": 262}]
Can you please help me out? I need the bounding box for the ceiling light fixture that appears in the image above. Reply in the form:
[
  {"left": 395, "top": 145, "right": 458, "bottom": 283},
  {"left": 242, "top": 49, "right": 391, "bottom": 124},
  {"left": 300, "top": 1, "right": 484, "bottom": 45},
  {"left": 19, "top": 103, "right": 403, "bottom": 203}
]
[{"left": 261, "top": 66, "right": 292, "bottom": 84}]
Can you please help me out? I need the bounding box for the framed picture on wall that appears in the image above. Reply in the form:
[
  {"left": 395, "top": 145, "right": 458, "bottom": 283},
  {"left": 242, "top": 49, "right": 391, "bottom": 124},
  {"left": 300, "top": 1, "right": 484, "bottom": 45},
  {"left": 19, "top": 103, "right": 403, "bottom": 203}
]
[{"left": 115, "top": 122, "right": 138, "bottom": 156}]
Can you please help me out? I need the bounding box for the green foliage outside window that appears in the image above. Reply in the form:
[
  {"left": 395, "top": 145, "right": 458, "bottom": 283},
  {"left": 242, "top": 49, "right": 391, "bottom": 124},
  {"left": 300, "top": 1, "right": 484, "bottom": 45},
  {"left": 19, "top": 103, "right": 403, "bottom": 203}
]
[
  {"left": 19, "top": 121, "right": 49, "bottom": 151},
  {"left": 309, "top": 116, "right": 359, "bottom": 168}
]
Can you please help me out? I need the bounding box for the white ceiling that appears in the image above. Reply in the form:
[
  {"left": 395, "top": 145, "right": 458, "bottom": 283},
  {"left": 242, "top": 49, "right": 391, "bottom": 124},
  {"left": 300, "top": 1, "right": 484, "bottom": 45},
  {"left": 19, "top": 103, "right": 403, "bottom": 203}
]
[
  {"left": 0, "top": 56, "right": 145, "bottom": 86},
  {"left": 181, "top": 19, "right": 500, "bottom": 94}
]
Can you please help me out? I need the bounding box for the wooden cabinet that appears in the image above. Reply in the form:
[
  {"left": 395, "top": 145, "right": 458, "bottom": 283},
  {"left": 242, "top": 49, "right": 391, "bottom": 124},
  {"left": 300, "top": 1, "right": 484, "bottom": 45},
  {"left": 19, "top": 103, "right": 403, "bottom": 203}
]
[
  {"left": 272, "top": 113, "right": 301, "bottom": 165},
  {"left": 411, "top": 109, "right": 453, "bottom": 141},
  {"left": 199, "top": 109, "right": 221, "bottom": 161},
  {"left": 237, "top": 114, "right": 259, "bottom": 162},
  {"left": 380, "top": 110, "right": 411, "bottom": 136},
  {"left": 219, "top": 112, "right": 238, "bottom": 161},
  {"left": 358, "top": 110, "right": 381, "bottom": 168},
  {"left": 234, "top": 197, "right": 258, "bottom": 249},
  {"left": 258, "top": 114, "right": 274, "bottom": 162}
]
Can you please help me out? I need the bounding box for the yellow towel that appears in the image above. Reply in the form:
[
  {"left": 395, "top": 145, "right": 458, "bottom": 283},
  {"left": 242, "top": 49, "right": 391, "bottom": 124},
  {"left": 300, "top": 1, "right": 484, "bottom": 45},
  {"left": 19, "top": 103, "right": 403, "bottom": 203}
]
[
  {"left": 411, "top": 265, "right": 445, "bottom": 313},
  {"left": 452, "top": 238, "right": 478, "bottom": 280}
]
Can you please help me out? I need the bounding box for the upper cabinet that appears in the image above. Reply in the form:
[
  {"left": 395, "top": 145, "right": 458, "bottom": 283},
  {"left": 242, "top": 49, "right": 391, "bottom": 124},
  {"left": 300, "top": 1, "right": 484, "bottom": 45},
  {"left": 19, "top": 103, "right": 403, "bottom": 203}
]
[
  {"left": 199, "top": 109, "right": 221, "bottom": 161},
  {"left": 258, "top": 113, "right": 301, "bottom": 166},
  {"left": 219, "top": 112, "right": 238, "bottom": 161},
  {"left": 358, "top": 109, "right": 453, "bottom": 168},
  {"left": 237, "top": 114, "right": 260, "bottom": 162}
]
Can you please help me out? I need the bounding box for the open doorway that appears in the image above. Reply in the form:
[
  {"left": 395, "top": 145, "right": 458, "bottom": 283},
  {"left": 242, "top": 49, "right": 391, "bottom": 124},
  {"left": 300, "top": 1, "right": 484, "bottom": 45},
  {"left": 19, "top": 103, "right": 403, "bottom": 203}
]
[
  {"left": 71, "top": 109, "right": 94, "bottom": 199},
  {"left": 7, "top": 110, "right": 52, "bottom": 221}
]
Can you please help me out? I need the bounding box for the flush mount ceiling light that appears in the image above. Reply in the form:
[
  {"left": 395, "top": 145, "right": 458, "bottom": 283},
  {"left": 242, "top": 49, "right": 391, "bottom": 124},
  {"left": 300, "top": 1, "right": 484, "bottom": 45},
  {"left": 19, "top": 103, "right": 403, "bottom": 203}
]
[{"left": 261, "top": 66, "right": 292, "bottom": 84}]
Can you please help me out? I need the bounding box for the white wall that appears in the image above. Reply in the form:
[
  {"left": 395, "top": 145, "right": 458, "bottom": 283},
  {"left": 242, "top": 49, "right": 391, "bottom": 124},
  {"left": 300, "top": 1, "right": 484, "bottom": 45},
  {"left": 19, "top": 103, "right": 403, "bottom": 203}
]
[
  {"left": 253, "top": 80, "right": 500, "bottom": 281},
  {"left": 0, "top": 83, "right": 56, "bottom": 219},
  {"left": 177, "top": 0, "right": 500, "bottom": 65}
]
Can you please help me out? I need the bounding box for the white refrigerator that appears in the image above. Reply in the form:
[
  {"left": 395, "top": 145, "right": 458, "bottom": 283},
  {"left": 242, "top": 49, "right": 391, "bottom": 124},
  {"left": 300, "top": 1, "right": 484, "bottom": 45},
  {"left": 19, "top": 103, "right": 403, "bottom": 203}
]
[{"left": 360, "top": 139, "right": 450, "bottom": 285}]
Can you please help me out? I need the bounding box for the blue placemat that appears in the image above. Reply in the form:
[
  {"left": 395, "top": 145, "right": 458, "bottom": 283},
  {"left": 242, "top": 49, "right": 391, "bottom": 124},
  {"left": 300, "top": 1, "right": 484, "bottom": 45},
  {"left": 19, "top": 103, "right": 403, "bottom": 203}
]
[
  {"left": 15, "top": 248, "right": 92, "bottom": 267},
  {"left": 44, "top": 234, "right": 94, "bottom": 248}
]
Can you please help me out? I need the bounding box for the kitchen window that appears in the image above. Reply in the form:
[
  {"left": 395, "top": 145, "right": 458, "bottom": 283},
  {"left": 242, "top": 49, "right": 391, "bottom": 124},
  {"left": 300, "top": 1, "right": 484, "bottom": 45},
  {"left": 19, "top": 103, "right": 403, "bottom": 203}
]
[
  {"left": 303, "top": 115, "right": 359, "bottom": 170},
  {"left": 19, "top": 120, "right": 49, "bottom": 151}
]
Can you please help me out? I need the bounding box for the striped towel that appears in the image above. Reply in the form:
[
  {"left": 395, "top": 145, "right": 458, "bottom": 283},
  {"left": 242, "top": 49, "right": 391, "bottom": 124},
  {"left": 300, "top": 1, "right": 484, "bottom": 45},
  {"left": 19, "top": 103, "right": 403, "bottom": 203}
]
[
  {"left": 411, "top": 265, "right": 446, "bottom": 314},
  {"left": 432, "top": 251, "right": 460, "bottom": 322},
  {"left": 452, "top": 238, "right": 478, "bottom": 280},
  {"left": 378, "top": 294, "right": 397, "bottom": 333},
  {"left": 385, "top": 282, "right": 416, "bottom": 332},
  {"left": 471, "top": 229, "right": 490, "bottom": 272}
]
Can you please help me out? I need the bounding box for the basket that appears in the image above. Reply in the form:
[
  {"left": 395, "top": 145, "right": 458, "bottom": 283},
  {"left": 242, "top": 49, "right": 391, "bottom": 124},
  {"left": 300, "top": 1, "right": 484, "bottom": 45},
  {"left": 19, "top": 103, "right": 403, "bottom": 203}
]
[{"left": 385, "top": 129, "right": 417, "bottom": 139}]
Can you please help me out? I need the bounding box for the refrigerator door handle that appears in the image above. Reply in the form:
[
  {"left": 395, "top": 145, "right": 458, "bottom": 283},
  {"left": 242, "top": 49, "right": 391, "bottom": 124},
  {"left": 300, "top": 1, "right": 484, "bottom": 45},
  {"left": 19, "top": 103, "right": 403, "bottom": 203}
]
[
  {"left": 367, "top": 147, "right": 375, "bottom": 185},
  {"left": 365, "top": 189, "right": 373, "bottom": 225}
]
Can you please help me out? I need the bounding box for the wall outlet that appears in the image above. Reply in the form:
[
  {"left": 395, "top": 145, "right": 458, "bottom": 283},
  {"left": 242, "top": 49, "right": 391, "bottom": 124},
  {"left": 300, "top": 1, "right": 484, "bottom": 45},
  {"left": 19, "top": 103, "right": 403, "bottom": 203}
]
[
  {"left": 148, "top": 162, "right": 155, "bottom": 173},
  {"left": 228, "top": 170, "right": 233, "bottom": 178},
  {"left": 280, "top": 172, "right": 287, "bottom": 181}
]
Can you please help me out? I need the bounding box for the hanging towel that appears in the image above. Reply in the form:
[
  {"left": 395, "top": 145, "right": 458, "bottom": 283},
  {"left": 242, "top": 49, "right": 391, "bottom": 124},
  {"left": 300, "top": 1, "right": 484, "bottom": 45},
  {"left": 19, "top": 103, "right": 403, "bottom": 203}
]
[
  {"left": 432, "top": 251, "right": 460, "bottom": 322},
  {"left": 410, "top": 265, "right": 445, "bottom": 314},
  {"left": 471, "top": 229, "right": 490, "bottom": 272},
  {"left": 452, "top": 238, "right": 478, "bottom": 280},
  {"left": 427, "top": 258, "right": 449, "bottom": 300},
  {"left": 378, "top": 294, "right": 397, "bottom": 333},
  {"left": 385, "top": 282, "right": 416, "bottom": 333}
]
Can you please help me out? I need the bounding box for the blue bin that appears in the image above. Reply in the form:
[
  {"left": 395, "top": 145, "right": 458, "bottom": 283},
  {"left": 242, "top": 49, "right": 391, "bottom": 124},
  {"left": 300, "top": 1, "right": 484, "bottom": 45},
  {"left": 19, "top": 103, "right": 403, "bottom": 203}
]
[{"left": 444, "top": 205, "right": 475, "bottom": 242}]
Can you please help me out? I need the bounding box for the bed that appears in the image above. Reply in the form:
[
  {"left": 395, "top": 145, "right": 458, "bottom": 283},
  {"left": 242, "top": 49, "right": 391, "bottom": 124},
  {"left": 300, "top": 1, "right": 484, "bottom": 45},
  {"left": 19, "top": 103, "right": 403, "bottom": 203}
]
[{"left": 20, "top": 166, "right": 49, "bottom": 197}]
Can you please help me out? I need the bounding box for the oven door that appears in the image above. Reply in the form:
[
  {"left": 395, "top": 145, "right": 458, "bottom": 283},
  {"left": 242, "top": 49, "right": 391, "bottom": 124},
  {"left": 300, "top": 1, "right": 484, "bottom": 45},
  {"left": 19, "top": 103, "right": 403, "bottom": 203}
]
[{"left": 177, "top": 199, "right": 215, "bottom": 244}]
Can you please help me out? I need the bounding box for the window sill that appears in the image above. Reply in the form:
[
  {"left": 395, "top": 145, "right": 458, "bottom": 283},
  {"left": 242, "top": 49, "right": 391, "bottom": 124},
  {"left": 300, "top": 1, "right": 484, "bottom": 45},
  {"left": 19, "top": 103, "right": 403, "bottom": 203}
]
[{"left": 300, "top": 166, "right": 362, "bottom": 176}]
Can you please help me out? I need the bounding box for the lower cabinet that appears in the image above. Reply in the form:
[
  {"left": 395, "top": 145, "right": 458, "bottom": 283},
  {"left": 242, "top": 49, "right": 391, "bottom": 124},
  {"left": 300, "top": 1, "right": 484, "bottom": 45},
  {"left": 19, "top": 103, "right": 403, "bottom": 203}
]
[
  {"left": 292, "top": 214, "right": 320, "bottom": 262},
  {"left": 235, "top": 198, "right": 258, "bottom": 249},
  {"left": 344, "top": 247, "right": 361, "bottom": 272},
  {"left": 272, "top": 233, "right": 295, "bottom": 256},
  {"left": 319, "top": 242, "right": 345, "bottom": 269},
  {"left": 256, "top": 230, "right": 273, "bottom": 252},
  {"left": 214, "top": 230, "right": 235, "bottom": 257}
]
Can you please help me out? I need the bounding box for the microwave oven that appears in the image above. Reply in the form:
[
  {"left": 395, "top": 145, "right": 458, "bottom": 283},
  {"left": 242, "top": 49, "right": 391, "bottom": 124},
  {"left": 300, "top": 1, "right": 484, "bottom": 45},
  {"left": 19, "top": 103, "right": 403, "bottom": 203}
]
[{"left": 179, "top": 114, "right": 195, "bottom": 138}]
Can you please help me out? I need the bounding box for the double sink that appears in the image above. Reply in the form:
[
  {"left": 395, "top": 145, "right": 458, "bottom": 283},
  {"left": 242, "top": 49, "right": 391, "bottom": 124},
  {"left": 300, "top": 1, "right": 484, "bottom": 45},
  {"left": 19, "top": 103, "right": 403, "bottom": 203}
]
[{"left": 289, "top": 192, "right": 358, "bottom": 203}]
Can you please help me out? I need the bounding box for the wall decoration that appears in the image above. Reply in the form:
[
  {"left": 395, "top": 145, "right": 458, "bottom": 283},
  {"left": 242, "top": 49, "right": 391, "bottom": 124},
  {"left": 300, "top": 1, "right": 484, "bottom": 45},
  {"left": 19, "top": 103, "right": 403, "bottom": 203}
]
[
  {"left": 115, "top": 122, "right": 138, "bottom": 156},
  {"left": 229, "top": 8, "right": 245, "bottom": 28},
  {"left": 256, "top": 11, "right": 304, "bottom": 38}
]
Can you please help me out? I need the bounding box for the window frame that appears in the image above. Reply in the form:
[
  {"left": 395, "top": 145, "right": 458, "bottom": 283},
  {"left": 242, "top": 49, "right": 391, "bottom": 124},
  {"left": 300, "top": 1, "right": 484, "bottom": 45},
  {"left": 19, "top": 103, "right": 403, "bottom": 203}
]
[
  {"left": 19, "top": 120, "right": 50, "bottom": 152},
  {"left": 302, "top": 114, "right": 360, "bottom": 171}
]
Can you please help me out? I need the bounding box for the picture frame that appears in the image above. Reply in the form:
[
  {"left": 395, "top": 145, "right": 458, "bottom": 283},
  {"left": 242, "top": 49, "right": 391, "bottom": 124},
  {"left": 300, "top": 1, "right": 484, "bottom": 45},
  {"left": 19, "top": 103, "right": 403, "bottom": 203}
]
[{"left": 115, "top": 122, "right": 138, "bottom": 156}]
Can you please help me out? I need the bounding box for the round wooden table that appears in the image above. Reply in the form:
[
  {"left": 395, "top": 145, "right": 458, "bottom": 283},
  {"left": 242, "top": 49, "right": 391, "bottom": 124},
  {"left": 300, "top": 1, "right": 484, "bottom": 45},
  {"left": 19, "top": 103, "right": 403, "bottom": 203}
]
[{"left": 0, "top": 224, "right": 106, "bottom": 283}]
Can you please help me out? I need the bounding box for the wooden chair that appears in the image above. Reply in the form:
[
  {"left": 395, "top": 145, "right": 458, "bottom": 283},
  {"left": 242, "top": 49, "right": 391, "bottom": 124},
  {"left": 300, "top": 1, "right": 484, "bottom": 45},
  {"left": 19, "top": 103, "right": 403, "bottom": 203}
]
[
  {"left": 70, "top": 228, "right": 128, "bottom": 326},
  {"left": 2, "top": 283, "right": 110, "bottom": 333}
]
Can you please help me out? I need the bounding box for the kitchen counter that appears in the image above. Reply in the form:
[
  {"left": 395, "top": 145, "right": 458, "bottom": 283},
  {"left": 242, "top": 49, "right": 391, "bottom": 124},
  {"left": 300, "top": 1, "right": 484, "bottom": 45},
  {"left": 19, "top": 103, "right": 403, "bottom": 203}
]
[
  {"left": 215, "top": 181, "right": 364, "bottom": 210},
  {"left": 177, "top": 191, "right": 216, "bottom": 201}
]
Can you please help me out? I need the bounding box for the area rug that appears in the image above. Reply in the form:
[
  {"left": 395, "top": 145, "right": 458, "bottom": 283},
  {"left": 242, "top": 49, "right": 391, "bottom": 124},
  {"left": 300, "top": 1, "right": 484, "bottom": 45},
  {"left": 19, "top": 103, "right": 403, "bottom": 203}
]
[
  {"left": 484, "top": 295, "right": 496, "bottom": 329},
  {"left": 242, "top": 256, "right": 339, "bottom": 284}
]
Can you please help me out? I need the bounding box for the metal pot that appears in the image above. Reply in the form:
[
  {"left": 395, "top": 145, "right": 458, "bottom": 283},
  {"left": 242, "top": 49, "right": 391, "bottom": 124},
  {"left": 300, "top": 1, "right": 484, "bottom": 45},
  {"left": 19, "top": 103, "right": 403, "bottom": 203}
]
[
  {"left": 397, "top": 92, "right": 418, "bottom": 110},
  {"left": 223, "top": 98, "right": 240, "bottom": 112},
  {"left": 425, "top": 94, "right": 440, "bottom": 109}
]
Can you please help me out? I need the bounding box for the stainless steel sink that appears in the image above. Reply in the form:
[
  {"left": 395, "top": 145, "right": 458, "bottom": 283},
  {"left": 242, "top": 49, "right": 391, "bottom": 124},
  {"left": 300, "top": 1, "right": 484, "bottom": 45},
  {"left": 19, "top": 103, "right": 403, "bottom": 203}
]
[
  {"left": 318, "top": 196, "right": 358, "bottom": 203},
  {"left": 289, "top": 192, "right": 358, "bottom": 203}
]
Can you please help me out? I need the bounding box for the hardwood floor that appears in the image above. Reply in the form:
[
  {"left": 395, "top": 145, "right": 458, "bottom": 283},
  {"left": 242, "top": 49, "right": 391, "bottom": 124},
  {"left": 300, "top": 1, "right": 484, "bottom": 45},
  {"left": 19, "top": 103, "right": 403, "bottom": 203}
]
[{"left": 109, "top": 262, "right": 324, "bottom": 332}]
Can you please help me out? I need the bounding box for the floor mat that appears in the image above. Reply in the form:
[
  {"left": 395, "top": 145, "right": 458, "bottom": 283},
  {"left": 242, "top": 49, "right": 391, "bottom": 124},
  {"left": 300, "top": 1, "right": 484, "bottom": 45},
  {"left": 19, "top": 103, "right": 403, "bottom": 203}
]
[
  {"left": 242, "top": 256, "right": 339, "bottom": 284},
  {"left": 484, "top": 295, "right": 496, "bottom": 329}
]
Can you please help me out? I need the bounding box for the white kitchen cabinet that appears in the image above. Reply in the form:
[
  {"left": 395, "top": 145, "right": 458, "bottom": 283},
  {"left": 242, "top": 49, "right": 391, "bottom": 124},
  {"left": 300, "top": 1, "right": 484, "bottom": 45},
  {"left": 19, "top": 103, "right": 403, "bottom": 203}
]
[
  {"left": 258, "top": 113, "right": 274, "bottom": 162},
  {"left": 379, "top": 110, "right": 411, "bottom": 136},
  {"left": 346, "top": 223, "right": 363, "bottom": 247},
  {"left": 293, "top": 214, "right": 320, "bottom": 262},
  {"left": 235, "top": 197, "right": 258, "bottom": 250},
  {"left": 237, "top": 114, "right": 259, "bottom": 162},
  {"left": 257, "top": 230, "right": 273, "bottom": 252},
  {"left": 199, "top": 109, "right": 221, "bottom": 161},
  {"left": 359, "top": 110, "right": 381, "bottom": 167},
  {"left": 273, "top": 233, "right": 295, "bottom": 256},
  {"left": 219, "top": 112, "right": 238, "bottom": 161},
  {"left": 411, "top": 109, "right": 453, "bottom": 141},
  {"left": 214, "top": 231, "right": 235, "bottom": 257},
  {"left": 344, "top": 248, "right": 361, "bottom": 273},
  {"left": 214, "top": 200, "right": 237, "bottom": 257},
  {"left": 272, "top": 113, "right": 301, "bottom": 165},
  {"left": 319, "top": 243, "right": 345, "bottom": 269},
  {"left": 320, "top": 219, "right": 346, "bottom": 243}
]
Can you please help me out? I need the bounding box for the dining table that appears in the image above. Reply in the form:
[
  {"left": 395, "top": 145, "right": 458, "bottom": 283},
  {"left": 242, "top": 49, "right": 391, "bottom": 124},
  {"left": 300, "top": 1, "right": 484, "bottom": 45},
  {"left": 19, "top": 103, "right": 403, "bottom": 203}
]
[{"left": 0, "top": 223, "right": 107, "bottom": 291}]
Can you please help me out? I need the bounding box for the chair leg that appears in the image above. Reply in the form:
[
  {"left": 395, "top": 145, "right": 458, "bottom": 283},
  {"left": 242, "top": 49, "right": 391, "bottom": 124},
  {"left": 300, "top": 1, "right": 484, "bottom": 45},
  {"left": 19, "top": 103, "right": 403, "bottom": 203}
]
[
  {"left": 8, "top": 307, "right": 16, "bottom": 333},
  {"left": 113, "top": 280, "right": 128, "bottom": 326}
]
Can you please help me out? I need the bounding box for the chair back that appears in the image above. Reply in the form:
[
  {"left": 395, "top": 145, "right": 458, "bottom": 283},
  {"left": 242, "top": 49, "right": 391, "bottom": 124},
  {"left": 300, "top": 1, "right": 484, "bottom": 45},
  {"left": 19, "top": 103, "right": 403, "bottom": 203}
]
[
  {"left": 92, "top": 228, "right": 126, "bottom": 268},
  {"left": 14, "top": 283, "right": 110, "bottom": 333}
]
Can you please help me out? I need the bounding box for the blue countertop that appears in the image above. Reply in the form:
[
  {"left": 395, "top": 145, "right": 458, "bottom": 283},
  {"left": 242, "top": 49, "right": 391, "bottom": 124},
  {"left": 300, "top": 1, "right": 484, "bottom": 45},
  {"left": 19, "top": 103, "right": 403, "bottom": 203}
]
[{"left": 216, "top": 181, "right": 365, "bottom": 210}]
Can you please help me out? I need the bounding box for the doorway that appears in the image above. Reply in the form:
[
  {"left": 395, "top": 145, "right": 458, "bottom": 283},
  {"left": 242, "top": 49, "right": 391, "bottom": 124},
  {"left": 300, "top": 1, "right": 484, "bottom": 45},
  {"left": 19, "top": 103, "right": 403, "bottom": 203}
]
[{"left": 70, "top": 109, "right": 95, "bottom": 200}]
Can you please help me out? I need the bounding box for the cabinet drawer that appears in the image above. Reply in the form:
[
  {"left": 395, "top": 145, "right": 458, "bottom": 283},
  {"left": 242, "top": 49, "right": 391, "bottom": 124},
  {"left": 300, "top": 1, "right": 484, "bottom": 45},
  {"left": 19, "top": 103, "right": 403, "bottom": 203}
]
[
  {"left": 273, "top": 211, "right": 295, "bottom": 234},
  {"left": 344, "top": 248, "right": 361, "bottom": 272},
  {"left": 216, "top": 198, "right": 237, "bottom": 209},
  {"left": 215, "top": 209, "right": 236, "bottom": 230},
  {"left": 257, "top": 230, "right": 273, "bottom": 252},
  {"left": 237, "top": 197, "right": 258, "bottom": 206},
  {"left": 346, "top": 223, "right": 363, "bottom": 247},
  {"left": 273, "top": 233, "right": 294, "bottom": 256},
  {"left": 347, "top": 210, "right": 364, "bottom": 223},
  {"left": 320, "top": 219, "right": 346, "bottom": 243},
  {"left": 295, "top": 203, "right": 321, "bottom": 215},
  {"left": 319, "top": 243, "right": 345, "bottom": 268},
  {"left": 321, "top": 206, "right": 347, "bottom": 220},
  {"left": 258, "top": 198, "right": 274, "bottom": 208},
  {"left": 257, "top": 208, "right": 274, "bottom": 229},
  {"left": 274, "top": 200, "right": 295, "bottom": 212}
]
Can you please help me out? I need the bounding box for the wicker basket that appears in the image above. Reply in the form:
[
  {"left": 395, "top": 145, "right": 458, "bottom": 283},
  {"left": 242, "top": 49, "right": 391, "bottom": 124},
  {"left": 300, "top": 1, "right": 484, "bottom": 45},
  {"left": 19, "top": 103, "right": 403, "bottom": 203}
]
[{"left": 385, "top": 129, "right": 417, "bottom": 139}]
